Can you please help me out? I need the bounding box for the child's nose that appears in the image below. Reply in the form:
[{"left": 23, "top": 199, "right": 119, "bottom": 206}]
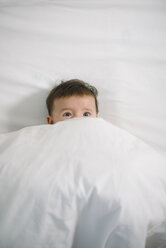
[{"left": 73, "top": 113, "right": 82, "bottom": 118}]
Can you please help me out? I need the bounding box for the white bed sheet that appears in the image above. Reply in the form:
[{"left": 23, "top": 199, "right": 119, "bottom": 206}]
[
  {"left": 0, "top": 0, "right": 166, "bottom": 155},
  {"left": 0, "top": 118, "right": 166, "bottom": 248}
]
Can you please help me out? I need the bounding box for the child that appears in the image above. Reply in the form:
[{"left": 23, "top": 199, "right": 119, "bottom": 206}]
[{"left": 46, "top": 79, "right": 99, "bottom": 124}]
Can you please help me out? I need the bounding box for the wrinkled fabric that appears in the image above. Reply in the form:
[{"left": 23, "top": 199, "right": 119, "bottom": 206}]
[{"left": 0, "top": 118, "right": 166, "bottom": 248}]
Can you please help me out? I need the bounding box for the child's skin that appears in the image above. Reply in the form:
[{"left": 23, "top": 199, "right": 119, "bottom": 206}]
[{"left": 47, "top": 95, "right": 98, "bottom": 124}]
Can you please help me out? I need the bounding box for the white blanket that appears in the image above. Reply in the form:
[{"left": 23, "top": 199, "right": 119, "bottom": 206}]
[{"left": 0, "top": 118, "right": 166, "bottom": 248}]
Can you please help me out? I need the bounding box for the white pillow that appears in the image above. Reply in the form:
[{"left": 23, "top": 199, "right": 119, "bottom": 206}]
[{"left": 0, "top": 1, "right": 166, "bottom": 156}]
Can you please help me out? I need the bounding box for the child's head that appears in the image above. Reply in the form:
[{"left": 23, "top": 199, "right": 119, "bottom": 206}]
[{"left": 46, "top": 79, "right": 99, "bottom": 124}]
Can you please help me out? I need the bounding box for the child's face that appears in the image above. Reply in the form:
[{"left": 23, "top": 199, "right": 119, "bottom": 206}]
[{"left": 47, "top": 95, "right": 98, "bottom": 124}]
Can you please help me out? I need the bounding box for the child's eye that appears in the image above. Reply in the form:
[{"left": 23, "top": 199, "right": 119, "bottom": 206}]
[
  {"left": 83, "top": 112, "right": 90, "bottom": 117},
  {"left": 63, "top": 112, "right": 72, "bottom": 117}
]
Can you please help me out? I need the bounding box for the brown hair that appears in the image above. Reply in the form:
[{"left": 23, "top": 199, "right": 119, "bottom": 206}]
[{"left": 46, "top": 79, "right": 99, "bottom": 115}]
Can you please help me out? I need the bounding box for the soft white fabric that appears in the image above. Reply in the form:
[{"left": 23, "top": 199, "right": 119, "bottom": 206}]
[
  {"left": 0, "top": 118, "right": 166, "bottom": 248},
  {"left": 0, "top": 0, "right": 166, "bottom": 155}
]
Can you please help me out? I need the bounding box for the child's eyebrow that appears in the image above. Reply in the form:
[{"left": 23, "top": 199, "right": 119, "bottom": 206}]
[
  {"left": 83, "top": 108, "right": 93, "bottom": 112},
  {"left": 60, "top": 108, "right": 71, "bottom": 112}
]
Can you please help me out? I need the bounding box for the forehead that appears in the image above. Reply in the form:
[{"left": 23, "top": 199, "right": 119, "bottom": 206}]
[{"left": 53, "top": 95, "right": 96, "bottom": 111}]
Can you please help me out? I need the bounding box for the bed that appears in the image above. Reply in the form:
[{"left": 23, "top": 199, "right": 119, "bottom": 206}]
[{"left": 0, "top": 1, "right": 166, "bottom": 247}]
